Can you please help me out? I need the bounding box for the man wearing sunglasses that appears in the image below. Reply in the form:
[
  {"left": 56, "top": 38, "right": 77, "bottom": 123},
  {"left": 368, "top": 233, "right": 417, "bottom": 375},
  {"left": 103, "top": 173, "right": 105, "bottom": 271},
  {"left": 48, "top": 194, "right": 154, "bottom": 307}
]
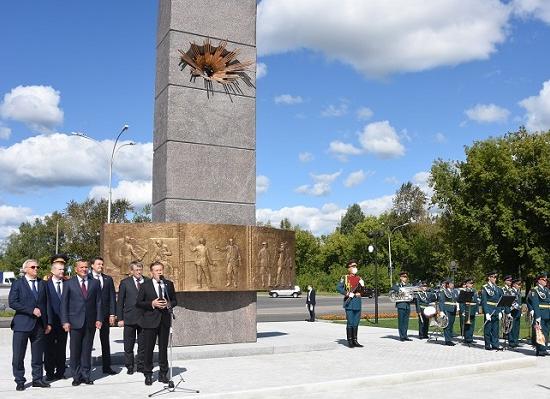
[{"left": 9, "top": 259, "right": 52, "bottom": 391}]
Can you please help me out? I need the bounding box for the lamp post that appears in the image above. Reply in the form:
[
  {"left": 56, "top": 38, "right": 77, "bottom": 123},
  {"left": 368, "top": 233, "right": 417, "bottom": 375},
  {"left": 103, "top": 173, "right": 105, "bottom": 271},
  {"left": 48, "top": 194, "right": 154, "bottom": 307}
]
[
  {"left": 388, "top": 222, "right": 411, "bottom": 286},
  {"left": 72, "top": 124, "right": 131, "bottom": 223},
  {"left": 368, "top": 244, "right": 378, "bottom": 324},
  {"left": 450, "top": 260, "right": 457, "bottom": 283}
]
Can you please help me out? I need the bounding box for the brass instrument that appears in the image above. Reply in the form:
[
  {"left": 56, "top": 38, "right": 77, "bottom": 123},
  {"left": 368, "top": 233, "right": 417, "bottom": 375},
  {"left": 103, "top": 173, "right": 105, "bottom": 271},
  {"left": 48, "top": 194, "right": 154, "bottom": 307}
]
[
  {"left": 501, "top": 313, "right": 513, "bottom": 335},
  {"left": 389, "top": 285, "right": 422, "bottom": 302}
]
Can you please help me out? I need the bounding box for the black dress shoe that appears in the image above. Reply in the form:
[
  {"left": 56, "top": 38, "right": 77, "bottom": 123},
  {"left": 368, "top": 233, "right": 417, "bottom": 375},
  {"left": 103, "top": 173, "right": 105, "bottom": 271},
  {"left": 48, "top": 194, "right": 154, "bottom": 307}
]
[
  {"left": 45, "top": 374, "right": 56, "bottom": 381},
  {"left": 103, "top": 368, "right": 118, "bottom": 375},
  {"left": 404, "top": 337, "right": 412, "bottom": 341},
  {"left": 158, "top": 374, "right": 170, "bottom": 384},
  {"left": 72, "top": 380, "right": 81, "bottom": 386},
  {"left": 54, "top": 373, "right": 67, "bottom": 380},
  {"left": 145, "top": 376, "right": 153, "bottom": 385},
  {"left": 32, "top": 380, "right": 51, "bottom": 388},
  {"left": 16, "top": 383, "right": 25, "bottom": 391},
  {"left": 445, "top": 342, "right": 456, "bottom": 346},
  {"left": 83, "top": 379, "right": 94, "bottom": 385},
  {"left": 536, "top": 351, "right": 548, "bottom": 357},
  {"left": 127, "top": 369, "right": 134, "bottom": 375}
]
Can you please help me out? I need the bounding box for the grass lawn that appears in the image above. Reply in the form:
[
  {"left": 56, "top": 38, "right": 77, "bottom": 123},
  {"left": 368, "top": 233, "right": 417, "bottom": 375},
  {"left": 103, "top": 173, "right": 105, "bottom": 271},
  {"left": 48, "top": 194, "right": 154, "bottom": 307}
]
[
  {"left": 336, "top": 314, "right": 535, "bottom": 340},
  {"left": 0, "top": 310, "right": 15, "bottom": 317}
]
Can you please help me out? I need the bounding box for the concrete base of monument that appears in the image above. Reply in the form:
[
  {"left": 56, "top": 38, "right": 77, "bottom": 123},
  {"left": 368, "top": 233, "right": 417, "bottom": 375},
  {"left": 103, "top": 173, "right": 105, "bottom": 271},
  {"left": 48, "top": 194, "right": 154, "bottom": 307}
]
[{"left": 171, "top": 291, "right": 257, "bottom": 346}]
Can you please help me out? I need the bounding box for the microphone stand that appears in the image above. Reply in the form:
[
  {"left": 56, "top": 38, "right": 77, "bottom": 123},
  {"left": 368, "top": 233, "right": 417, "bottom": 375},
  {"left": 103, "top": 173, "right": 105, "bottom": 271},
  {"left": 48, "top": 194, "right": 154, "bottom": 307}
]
[{"left": 149, "top": 278, "right": 199, "bottom": 397}]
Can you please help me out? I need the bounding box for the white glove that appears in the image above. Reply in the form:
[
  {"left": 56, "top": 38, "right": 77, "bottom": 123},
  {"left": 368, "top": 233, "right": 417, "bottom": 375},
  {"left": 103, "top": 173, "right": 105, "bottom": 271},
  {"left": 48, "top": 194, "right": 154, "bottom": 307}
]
[
  {"left": 536, "top": 317, "right": 542, "bottom": 324},
  {"left": 359, "top": 279, "right": 365, "bottom": 287},
  {"left": 498, "top": 312, "right": 502, "bottom": 320},
  {"left": 485, "top": 313, "right": 491, "bottom": 321},
  {"left": 348, "top": 292, "right": 355, "bottom": 298},
  {"left": 530, "top": 310, "right": 534, "bottom": 317}
]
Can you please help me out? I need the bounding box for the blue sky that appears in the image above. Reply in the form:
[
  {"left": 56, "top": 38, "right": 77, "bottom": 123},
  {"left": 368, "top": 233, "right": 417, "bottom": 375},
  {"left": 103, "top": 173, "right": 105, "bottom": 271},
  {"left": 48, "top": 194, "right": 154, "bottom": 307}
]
[{"left": 1, "top": 0, "right": 550, "bottom": 238}]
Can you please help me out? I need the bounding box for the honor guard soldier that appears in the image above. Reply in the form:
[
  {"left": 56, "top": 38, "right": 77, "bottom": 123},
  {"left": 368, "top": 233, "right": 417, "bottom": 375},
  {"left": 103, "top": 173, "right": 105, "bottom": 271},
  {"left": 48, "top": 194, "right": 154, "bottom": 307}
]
[
  {"left": 336, "top": 260, "right": 365, "bottom": 348},
  {"left": 508, "top": 279, "right": 522, "bottom": 348},
  {"left": 481, "top": 271, "right": 504, "bottom": 350},
  {"left": 530, "top": 273, "right": 550, "bottom": 356},
  {"left": 390, "top": 271, "right": 413, "bottom": 341},
  {"left": 415, "top": 282, "right": 436, "bottom": 339},
  {"left": 526, "top": 277, "right": 537, "bottom": 346},
  {"left": 439, "top": 280, "right": 458, "bottom": 346},
  {"left": 502, "top": 275, "right": 514, "bottom": 315},
  {"left": 459, "top": 278, "right": 479, "bottom": 344}
]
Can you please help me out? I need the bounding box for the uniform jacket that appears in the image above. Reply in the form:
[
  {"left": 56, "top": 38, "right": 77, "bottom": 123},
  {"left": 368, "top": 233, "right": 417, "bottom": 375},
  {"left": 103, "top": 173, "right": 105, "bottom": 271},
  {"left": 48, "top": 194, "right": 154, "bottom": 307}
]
[
  {"left": 390, "top": 282, "right": 413, "bottom": 310},
  {"left": 439, "top": 288, "right": 458, "bottom": 313},
  {"left": 89, "top": 272, "right": 116, "bottom": 320},
  {"left": 60, "top": 275, "right": 102, "bottom": 329},
  {"left": 337, "top": 275, "right": 362, "bottom": 310},
  {"left": 116, "top": 276, "right": 148, "bottom": 325},
  {"left": 9, "top": 277, "right": 48, "bottom": 332},
  {"left": 458, "top": 288, "right": 479, "bottom": 316},
  {"left": 481, "top": 283, "right": 503, "bottom": 315},
  {"left": 136, "top": 278, "right": 177, "bottom": 328},
  {"left": 530, "top": 285, "right": 550, "bottom": 320},
  {"left": 415, "top": 290, "right": 437, "bottom": 314}
]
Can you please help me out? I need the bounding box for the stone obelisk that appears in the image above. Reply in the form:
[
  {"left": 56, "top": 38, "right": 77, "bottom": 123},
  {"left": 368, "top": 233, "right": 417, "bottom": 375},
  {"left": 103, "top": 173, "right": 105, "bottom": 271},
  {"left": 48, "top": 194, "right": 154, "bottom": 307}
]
[{"left": 153, "top": 0, "right": 257, "bottom": 345}]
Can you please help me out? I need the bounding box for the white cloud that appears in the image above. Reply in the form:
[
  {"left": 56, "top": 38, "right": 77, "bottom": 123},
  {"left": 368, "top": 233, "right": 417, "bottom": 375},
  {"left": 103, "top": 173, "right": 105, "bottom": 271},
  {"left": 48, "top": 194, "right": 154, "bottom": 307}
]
[
  {"left": 358, "top": 195, "right": 395, "bottom": 217},
  {"left": 257, "top": 0, "right": 510, "bottom": 77},
  {"left": 412, "top": 171, "right": 433, "bottom": 196},
  {"left": 274, "top": 94, "right": 303, "bottom": 105},
  {"left": 328, "top": 140, "right": 362, "bottom": 161},
  {"left": 321, "top": 101, "right": 348, "bottom": 117},
  {"left": 256, "top": 62, "right": 268, "bottom": 79},
  {"left": 256, "top": 175, "right": 270, "bottom": 194},
  {"left": 0, "top": 85, "right": 64, "bottom": 131},
  {"left": 358, "top": 120, "right": 405, "bottom": 158},
  {"left": 344, "top": 169, "right": 371, "bottom": 188},
  {"left": 357, "top": 107, "right": 374, "bottom": 121},
  {"left": 0, "top": 125, "right": 10, "bottom": 140},
  {"left": 0, "top": 133, "right": 152, "bottom": 192},
  {"left": 0, "top": 204, "right": 37, "bottom": 240},
  {"left": 384, "top": 176, "right": 400, "bottom": 185},
  {"left": 298, "top": 152, "right": 314, "bottom": 162},
  {"left": 88, "top": 180, "right": 152, "bottom": 208},
  {"left": 295, "top": 170, "right": 341, "bottom": 196},
  {"left": 434, "top": 132, "right": 447, "bottom": 143},
  {"left": 519, "top": 79, "right": 550, "bottom": 131},
  {"left": 513, "top": 0, "right": 550, "bottom": 24},
  {"left": 465, "top": 103, "right": 510, "bottom": 123}
]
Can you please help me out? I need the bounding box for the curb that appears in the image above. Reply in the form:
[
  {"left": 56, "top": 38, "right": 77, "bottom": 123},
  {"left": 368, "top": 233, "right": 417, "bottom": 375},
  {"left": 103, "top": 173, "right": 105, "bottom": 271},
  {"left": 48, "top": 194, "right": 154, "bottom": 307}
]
[{"left": 196, "top": 357, "right": 536, "bottom": 398}]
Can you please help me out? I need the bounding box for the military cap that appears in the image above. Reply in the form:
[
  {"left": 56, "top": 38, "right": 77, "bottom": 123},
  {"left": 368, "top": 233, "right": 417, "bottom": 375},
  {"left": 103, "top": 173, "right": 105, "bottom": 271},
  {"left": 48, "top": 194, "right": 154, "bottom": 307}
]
[
  {"left": 50, "top": 253, "right": 68, "bottom": 264},
  {"left": 463, "top": 277, "right": 474, "bottom": 284},
  {"left": 347, "top": 259, "right": 358, "bottom": 268},
  {"left": 503, "top": 275, "right": 513, "bottom": 281},
  {"left": 486, "top": 270, "right": 498, "bottom": 277},
  {"left": 419, "top": 281, "right": 428, "bottom": 287},
  {"left": 536, "top": 272, "right": 548, "bottom": 281},
  {"left": 399, "top": 271, "right": 409, "bottom": 277},
  {"left": 512, "top": 278, "right": 522, "bottom": 285}
]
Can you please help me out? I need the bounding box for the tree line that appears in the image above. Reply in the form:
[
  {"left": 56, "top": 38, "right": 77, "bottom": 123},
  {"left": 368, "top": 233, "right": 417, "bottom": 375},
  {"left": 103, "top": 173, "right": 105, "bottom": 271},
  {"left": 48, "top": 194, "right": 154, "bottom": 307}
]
[{"left": 2, "top": 128, "right": 549, "bottom": 294}]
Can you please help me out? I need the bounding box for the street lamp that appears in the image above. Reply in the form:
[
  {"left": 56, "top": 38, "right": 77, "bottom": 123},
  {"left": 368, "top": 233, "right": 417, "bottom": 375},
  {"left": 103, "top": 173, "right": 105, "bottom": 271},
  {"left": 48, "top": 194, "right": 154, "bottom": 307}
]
[
  {"left": 368, "top": 244, "right": 378, "bottom": 324},
  {"left": 72, "top": 124, "right": 132, "bottom": 223},
  {"left": 387, "top": 222, "right": 411, "bottom": 286}
]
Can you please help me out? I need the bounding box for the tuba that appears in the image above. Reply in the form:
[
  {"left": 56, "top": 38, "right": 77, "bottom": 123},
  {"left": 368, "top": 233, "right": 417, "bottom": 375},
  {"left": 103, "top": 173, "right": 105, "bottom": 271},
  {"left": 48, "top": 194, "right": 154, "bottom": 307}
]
[
  {"left": 389, "top": 285, "right": 422, "bottom": 302},
  {"left": 501, "top": 313, "right": 513, "bottom": 335}
]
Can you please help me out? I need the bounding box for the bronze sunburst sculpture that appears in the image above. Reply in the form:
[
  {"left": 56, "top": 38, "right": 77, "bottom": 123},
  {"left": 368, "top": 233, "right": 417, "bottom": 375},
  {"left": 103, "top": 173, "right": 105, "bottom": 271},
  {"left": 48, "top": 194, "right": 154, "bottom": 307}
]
[{"left": 178, "top": 39, "right": 254, "bottom": 99}]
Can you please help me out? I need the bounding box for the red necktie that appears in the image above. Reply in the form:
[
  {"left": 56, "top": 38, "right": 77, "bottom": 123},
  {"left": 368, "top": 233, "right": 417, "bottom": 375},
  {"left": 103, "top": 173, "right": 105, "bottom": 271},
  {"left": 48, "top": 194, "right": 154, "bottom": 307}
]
[
  {"left": 136, "top": 279, "right": 141, "bottom": 290},
  {"left": 81, "top": 279, "right": 88, "bottom": 298}
]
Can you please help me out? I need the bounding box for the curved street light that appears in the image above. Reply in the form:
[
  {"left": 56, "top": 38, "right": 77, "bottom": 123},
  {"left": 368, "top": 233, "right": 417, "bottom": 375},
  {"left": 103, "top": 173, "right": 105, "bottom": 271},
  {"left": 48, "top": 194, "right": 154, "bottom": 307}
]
[
  {"left": 387, "top": 221, "right": 411, "bottom": 286},
  {"left": 72, "top": 124, "right": 132, "bottom": 223}
]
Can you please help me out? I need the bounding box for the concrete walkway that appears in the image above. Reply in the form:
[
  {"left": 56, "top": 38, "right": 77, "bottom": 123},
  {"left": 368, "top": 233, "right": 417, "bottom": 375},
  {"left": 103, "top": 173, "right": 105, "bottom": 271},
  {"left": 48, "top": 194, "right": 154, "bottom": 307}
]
[{"left": 0, "top": 321, "right": 546, "bottom": 398}]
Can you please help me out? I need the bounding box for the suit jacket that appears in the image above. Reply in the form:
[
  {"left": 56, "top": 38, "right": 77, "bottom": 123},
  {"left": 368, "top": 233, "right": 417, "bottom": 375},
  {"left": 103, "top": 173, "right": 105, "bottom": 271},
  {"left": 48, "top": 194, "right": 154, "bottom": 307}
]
[
  {"left": 136, "top": 278, "right": 177, "bottom": 329},
  {"left": 46, "top": 278, "right": 64, "bottom": 330},
  {"left": 9, "top": 277, "right": 48, "bottom": 332},
  {"left": 89, "top": 272, "right": 116, "bottom": 320},
  {"left": 60, "top": 276, "right": 102, "bottom": 329},
  {"left": 306, "top": 289, "right": 316, "bottom": 305},
  {"left": 117, "top": 276, "right": 148, "bottom": 325}
]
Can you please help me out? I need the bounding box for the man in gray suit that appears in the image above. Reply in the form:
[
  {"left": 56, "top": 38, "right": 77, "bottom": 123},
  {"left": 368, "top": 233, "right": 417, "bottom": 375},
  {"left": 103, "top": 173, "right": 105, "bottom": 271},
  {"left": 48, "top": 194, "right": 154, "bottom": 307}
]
[
  {"left": 61, "top": 259, "right": 102, "bottom": 386},
  {"left": 117, "top": 261, "right": 147, "bottom": 374}
]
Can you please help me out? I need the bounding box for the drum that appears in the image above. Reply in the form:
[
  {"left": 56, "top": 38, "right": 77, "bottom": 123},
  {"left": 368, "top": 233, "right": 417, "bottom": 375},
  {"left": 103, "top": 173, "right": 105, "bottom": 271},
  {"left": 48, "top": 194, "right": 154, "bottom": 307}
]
[{"left": 423, "top": 305, "right": 437, "bottom": 318}]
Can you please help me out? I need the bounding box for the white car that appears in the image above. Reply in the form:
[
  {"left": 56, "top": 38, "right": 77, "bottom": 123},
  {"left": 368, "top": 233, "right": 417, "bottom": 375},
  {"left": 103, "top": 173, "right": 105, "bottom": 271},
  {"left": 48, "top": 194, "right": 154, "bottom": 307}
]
[{"left": 268, "top": 285, "right": 301, "bottom": 298}]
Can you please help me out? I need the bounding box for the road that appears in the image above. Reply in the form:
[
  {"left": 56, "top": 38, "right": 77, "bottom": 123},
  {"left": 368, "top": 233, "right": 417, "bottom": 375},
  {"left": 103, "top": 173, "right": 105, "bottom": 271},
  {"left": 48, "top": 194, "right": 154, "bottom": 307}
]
[{"left": 1, "top": 287, "right": 397, "bottom": 323}]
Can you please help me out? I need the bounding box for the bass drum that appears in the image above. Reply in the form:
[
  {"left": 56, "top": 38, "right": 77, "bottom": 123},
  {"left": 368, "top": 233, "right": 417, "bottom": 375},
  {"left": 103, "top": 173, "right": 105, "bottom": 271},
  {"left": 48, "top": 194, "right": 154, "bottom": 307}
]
[{"left": 423, "top": 305, "right": 437, "bottom": 318}]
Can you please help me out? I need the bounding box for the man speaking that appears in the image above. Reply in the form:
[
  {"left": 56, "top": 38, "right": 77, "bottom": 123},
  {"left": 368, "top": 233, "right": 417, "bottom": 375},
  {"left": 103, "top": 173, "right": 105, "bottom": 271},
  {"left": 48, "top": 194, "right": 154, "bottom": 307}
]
[{"left": 136, "top": 261, "right": 177, "bottom": 385}]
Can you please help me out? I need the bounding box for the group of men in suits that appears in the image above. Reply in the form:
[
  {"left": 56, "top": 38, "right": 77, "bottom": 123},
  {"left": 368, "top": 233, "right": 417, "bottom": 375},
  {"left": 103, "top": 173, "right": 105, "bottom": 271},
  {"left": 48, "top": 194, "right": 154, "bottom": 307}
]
[{"left": 9, "top": 255, "right": 176, "bottom": 390}]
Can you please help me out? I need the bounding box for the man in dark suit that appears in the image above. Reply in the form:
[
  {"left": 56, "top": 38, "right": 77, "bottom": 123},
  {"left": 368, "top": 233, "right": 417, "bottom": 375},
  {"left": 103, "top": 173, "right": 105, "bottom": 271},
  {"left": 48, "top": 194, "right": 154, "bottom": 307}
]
[
  {"left": 136, "top": 261, "right": 177, "bottom": 385},
  {"left": 45, "top": 254, "right": 69, "bottom": 380},
  {"left": 89, "top": 256, "right": 118, "bottom": 375},
  {"left": 61, "top": 259, "right": 102, "bottom": 386},
  {"left": 117, "top": 260, "right": 147, "bottom": 374},
  {"left": 305, "top": 285, "right": 316, "bottom": 322},
  {"left": 9, "top": 259, "right": 51, "bottom": 391}
]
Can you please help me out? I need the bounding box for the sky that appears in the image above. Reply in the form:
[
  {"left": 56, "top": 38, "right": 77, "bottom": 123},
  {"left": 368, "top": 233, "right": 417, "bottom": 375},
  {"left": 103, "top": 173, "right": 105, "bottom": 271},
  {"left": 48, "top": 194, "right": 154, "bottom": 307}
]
[{"left": 1, "top": 0, "right": 550, "bottom": 240}]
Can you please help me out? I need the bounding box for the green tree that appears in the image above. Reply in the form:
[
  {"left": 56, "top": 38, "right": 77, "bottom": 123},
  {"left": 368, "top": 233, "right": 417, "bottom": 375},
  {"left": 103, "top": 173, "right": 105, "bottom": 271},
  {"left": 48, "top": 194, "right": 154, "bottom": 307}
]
[
  {"left": 390, "top": 182, "right": 427, "bottom": 225},
  {"left": 339, "top": 203, "right": 365, "bottom": 235},
  {"left": 279, "top": 218, "right": 292, "bottom": 230}
]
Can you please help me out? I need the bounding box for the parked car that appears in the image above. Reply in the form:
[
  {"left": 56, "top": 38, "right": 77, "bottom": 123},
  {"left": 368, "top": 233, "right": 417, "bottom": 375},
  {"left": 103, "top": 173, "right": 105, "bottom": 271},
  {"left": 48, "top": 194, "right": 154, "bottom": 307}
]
[
  {"left": 363, "top": 287, "right": 374, "bottom": 298},
  {"left": 0, "top": 271, "right": 15, "bottom": 286},
  {"left": 269, "top": 285, "right": 301, "bottom": 298}
]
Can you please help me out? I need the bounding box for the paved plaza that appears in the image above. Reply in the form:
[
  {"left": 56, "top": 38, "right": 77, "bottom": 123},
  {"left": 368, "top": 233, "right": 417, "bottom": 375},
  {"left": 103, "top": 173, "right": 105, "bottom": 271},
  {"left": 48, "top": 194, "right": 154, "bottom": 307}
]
[{"left": 1, "top": 320, "right": 548, "bottom": 398}]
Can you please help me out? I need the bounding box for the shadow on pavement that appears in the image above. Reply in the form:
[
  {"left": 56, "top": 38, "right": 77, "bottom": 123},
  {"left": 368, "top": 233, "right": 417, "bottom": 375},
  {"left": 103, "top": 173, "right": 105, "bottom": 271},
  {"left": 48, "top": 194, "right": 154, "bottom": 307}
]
[{"left": 257, "top": 331, "right": 288, "bottom": 338}]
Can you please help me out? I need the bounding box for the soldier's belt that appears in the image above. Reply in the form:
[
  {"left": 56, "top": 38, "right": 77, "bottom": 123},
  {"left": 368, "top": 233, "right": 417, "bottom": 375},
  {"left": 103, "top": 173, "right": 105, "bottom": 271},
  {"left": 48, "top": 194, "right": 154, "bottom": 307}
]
[
  {"left": 539, "top": 304, "right": 550, "bottom": 309},
  {"left": 444, "top": 302, "right": 456, "bottom": 305},
  {"left": 487, "top": 301, "right": 498, "bottom": 306},
  {"left": 465, "top": 302, "right": 476, "bottom": 305}
]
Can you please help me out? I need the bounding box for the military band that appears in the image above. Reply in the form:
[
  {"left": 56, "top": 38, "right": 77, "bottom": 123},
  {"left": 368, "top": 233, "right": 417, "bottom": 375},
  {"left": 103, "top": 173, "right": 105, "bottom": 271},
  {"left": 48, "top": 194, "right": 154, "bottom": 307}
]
[{"left": 390, "top": 271, "right": 413, "bottom": 341}]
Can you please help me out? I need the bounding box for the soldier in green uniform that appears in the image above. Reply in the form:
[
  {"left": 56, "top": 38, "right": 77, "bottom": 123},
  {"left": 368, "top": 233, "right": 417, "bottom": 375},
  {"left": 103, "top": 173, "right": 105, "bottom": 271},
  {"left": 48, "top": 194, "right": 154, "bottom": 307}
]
[
  {"left": 459, "top": 278, "right": 479, "bottom": 344},
  {"left": 481, "top": 271, "right": 504, "bottom": 350},
  {"left": 415, "top": 281, "right": 436, "bottom": 339},
  {"left": 438, "top": 280, "right": 458, "bottom": 346},
  {"left": 390, "top": 271, "right": 413, "bottom": 341},
  {"left": 508, "top": 278, "right": 522, "bottom": 348},
  {"left": 501, "top": 275, "right": 515, "bottom": 346},
  {"left": 336, "top": 260, "right": 365, "bottom": 348},
  {"left": 530, "top": 273, "right": 550, "bottom": 356}
]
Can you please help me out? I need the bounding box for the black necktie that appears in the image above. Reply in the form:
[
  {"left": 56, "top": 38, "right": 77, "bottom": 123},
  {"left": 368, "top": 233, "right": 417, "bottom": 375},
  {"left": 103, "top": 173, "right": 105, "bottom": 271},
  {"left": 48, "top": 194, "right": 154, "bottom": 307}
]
[
  {"left": 31, "top": 280, "right": 38, "bottom": 299},
  {"left": 158, "top": 282, "right": 164, "bottom": 300},
  {"left": 56, "top": 281, "right": 62, "bottom": 298}
]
